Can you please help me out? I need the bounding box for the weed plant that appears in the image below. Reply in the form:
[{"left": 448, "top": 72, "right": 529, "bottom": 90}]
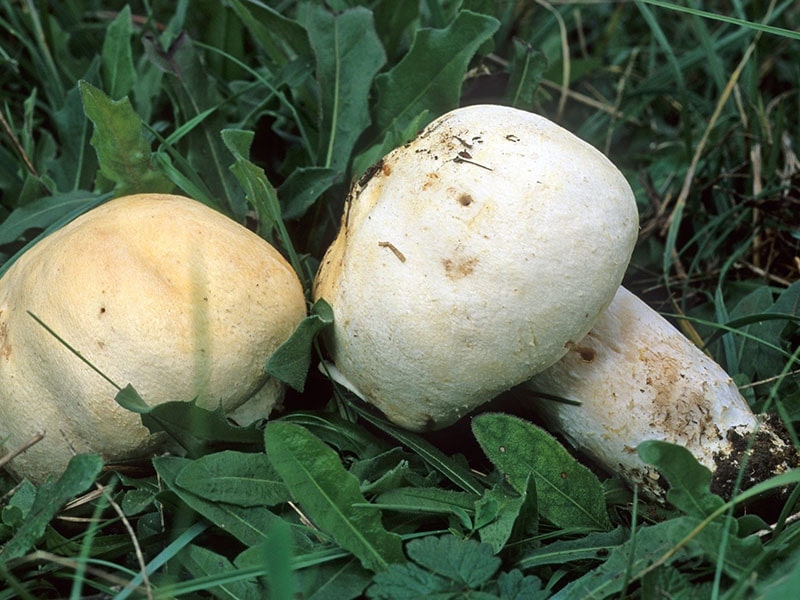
[{"left": 0, "top": 1, "right": 799, "bottom": 598}]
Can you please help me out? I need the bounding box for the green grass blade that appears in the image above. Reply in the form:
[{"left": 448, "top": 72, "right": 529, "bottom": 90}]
[
  {"left": 641, "top": 0, "right": 800, "bottom": 41},
  {"left": 349, "top": 403, "right": 485, "bottom": 496},
  {"left": 114, "top": 521, "right": 209, "bottom": 600}
]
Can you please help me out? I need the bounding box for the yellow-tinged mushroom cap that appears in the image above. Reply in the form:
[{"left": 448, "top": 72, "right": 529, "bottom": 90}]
[{"left": 0, "top": 193, "right": 306, "bottom": 482}]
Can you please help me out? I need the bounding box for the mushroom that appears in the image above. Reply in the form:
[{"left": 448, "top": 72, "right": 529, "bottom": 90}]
[
  {"left": 313, "top": 104, "right": 639, "bottom": 431},
  {"left": 0, "top": 193, "right": 306, "bottom": 482},
  {"left": 521, "top": 285, "right": 798, "bottom": 500}
]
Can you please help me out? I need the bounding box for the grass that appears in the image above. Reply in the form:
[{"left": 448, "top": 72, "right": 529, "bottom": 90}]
[{"left": 1, "top": 0, "right": 799, "bottom": 598}]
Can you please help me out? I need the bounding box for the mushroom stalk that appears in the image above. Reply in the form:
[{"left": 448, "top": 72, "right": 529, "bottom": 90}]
[{"left": 521, "top": 286, "right": 797, "bottom": 500}]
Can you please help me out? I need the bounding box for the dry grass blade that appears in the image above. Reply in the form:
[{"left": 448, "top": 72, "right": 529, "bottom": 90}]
[
  {"left": 0, "top": 111, "right": 39, "bottom": 177},
  {"left": 659, "top": 0, "right": 777, "bottom": 236},
  {"left": 0, "top": 431, "right": 45, "bottom": 470}
]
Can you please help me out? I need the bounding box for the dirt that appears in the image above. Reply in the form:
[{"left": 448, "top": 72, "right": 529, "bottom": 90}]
[{"left": 711, "top": 413, "right": 800, "bottom": 506}]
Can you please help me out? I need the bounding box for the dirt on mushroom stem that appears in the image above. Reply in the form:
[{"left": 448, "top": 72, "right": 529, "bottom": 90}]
[
  {"left": 522, "top": 286, "right": 800, "bottom": 504},
  {"left": 711, "top": 413, "right": 800, "bottom": 504}
]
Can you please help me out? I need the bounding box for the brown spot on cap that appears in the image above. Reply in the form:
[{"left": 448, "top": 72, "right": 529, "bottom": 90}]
[
  {"left": 443, "top": 256, "right": 478, "bottom": 280},
  {"left": 0, "top": 318, "right": 9, "bottom": 359}
]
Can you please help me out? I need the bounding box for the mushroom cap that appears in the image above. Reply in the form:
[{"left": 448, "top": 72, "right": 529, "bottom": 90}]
[
  {"left": 313, "top": 104, "right": 639, "bottom": 431},
  {"left": 0, "top": 193, "right": 306, "bottom": 482}
]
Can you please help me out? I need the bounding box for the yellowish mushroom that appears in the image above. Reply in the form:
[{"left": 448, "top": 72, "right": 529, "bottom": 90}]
[{"left": 0, "top": 193, "right": 306, "bottom": 482}]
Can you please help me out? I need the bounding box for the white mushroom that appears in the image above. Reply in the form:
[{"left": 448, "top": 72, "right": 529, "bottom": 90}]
[
  {"left": 522, "top": 285, "right": 797, "bottom": 499},
  {"left": 313, "top": 104, "right": 639, "bottom": 431},
  {"left": 0, "top": 193, "right": 306, "bottom": 482}
]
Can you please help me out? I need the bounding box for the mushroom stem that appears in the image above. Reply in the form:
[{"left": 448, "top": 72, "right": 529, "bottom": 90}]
[{"left": 521, "top": 286, "right": 797, "bottom": 500}]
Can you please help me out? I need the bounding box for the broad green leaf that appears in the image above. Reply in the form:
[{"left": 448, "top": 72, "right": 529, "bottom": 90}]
[
  {"left": 101, "top": 5, "right": 135, "bottom": 99},
  {"left": 374, "top": 487, "right": 477, "bottom": 530},
  {"left": 0, "top": 145, "right": 22, "bottom": 198},
  {"left": 372, "top": 0, "right": 420, "bottom": 62},
  {"left": 518, "top": 528, "right": 631, "bottom": 569},
  {"left": 305, "top": 5, "right": 386, "bottom": 174},
  {"left": 21, "top": 87, "right": 38, "bottom": 161},
  {"left": 475, "top": 480, "right": 531, "bottom": 554},
  {"left": 120, "top": 485, "right": 157, "bottom": 517},
  {"left": 638, "top": 440, "right": 725, "bottom": 517},
  {"left": 754, "top": 547, "right": 800, "bottom": 599},
  {"left": 367, "top": 563, "right": 452, "bottom": 599},
  {"left": 264, "top": 519, "right": 296, "bottom": 600},
  {"left": 368, "top": 535, "right": 500, "bottom": 598},
  {"left": 774, "top": 280, "right": 800, "bottom": 316},
  {"left": 43, "top": 526, "right": 133, "bottom": 560},
  {"left": 723, "top": 281, "right": 800, "bottom": 383},
  {"left": 0, "top": 190, "right": 103, "bottom": 245},
  {"left": 226, "top": 0, "right": 311, "bottom": 64},
  {"left": 175, "top": 450, "right": 290, "bottom": 507},
  {"left": 141, "top": 400, "right": 264, "bottom": 455},
  {"left": 221, "top": 128, "right": 276, "bottom": 230},
  {"left": 294, "top": 556, "right": 372, "bottom": 600},
  {"left": 1, "top": 480, "right": 36, "bottom": 529},
  {"left": 472, "top": 413, "right": 611, "bottom": 531},
  {"left": 372, "top": 10, "right": 499, "bottom": 144},
  {"left": 506, "top": 38, "right": 547, "bottom": 109},
  {"left": 361, "top": 462, "right": 418, "bottom": 496},
  {"left": 406, "top": 535, "right": 500, "bottom": 588},
  {"left": 281, "top": 411, "right": 389, "bottom": 459},
  {"left": 266, "top": 299, "right": 334, "bottom": 392},
  {"left": 178, "top": 544, "right": 264, "bottom": 600},
  {"left": 115, "top": 388, "right": 263, "bottom": 458},
  {"left": 349, "top": 448, "right": 425, "bottom": 494},
  {"left": 640, "top": 565, "right": 709, "bottom": 599},
  {"left": 222, "top": 128, "right": 303, "bottom": 278},
  {"left": 505, "top": 476, "right": 540, "bottom": 560},
  {"left": 278, "top": 166, "right": 338, "bottom": 221},
  {"left": 49, "top": 80, "right": 98, "bottom": 193},
  {"left": 549, "top": 521, "right": 686, "bottom": 600},
  {"left": 0, "top": 454, "right": 102, "bottom": 561},
  {"left": 264, "top": 421, "right": 405, "bottom": 572},
  {"left": 154, "top": 456, "right": 293, "bottom": 548},
  {"left": 231, "top": 550, "right": 372, "bottom": 600},
  {"left": 114, "top": 521, "right": 209, "bottom": 600},
  {"left": 114, "top": 384, "right": 150, "bottom": 412},
  {"left": 493, "top": 570, "right": 549, "bottom": 600},
  {"left": 80, "top": 80, "right": 172, "bottom": 196}
]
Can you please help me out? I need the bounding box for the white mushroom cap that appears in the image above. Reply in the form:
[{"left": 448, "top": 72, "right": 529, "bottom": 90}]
[
  {"left": 313, "top": 104, "right": 639, "bottom": 431},
  {"left": 0, "top": 193, "right": 306, "bottom": 482}
]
